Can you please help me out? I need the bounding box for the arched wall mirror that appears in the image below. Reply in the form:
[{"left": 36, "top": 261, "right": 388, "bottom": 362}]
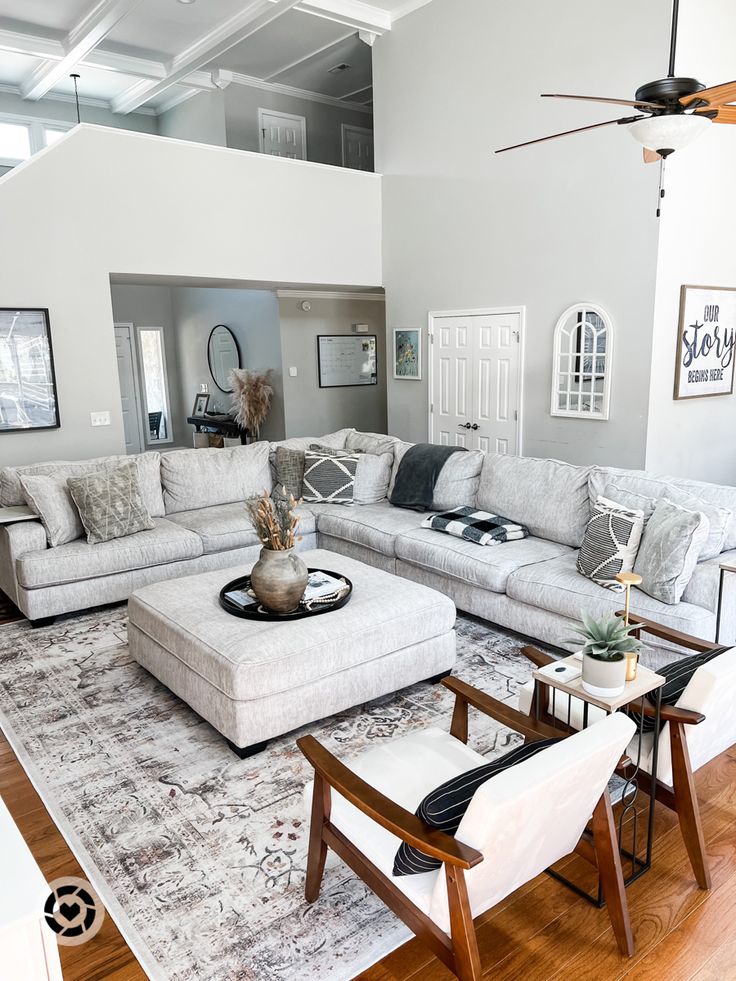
[
  {"left": 208, "top": 324, "right": 241, "bottom": 393},
  {"left": 551, "top": 303, "right": 614, "bottom": 420}
]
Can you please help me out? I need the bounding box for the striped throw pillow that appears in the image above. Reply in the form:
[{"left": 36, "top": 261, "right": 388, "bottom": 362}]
[
  {"left": 626, "top": 647, "right": 728, "bottom": 732},
  {"left": 577, "top": 495, "right": 645, "bottom": 592},
  {"left": 302, "top": 451, "right": 359, "bottom": 505},
  {"left": 393, "top": 737, "right": 560, "bottom": 877}
]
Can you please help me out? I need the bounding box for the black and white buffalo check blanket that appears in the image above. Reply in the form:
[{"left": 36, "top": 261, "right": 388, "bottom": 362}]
[{"left": 423, "top": 506, "right": 529, "bottom": 546}]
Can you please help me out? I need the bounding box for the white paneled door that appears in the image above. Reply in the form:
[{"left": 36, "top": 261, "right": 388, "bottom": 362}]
[
  {"left": 341, "top": 124, "right": 374, "bottom": 171},
  {"left": 258, "top": 109, "right": 306, "bottom": 160},
  {"left": 429, "top": 311, "right": 522, "bottom": 453},
  {"left": 115, "top": 325, "right": 145, "bottom": 455}
]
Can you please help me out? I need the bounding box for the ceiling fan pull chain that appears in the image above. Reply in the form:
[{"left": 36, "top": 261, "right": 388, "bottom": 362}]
[{"left": 656, "top": 157, "right": 667, "bottom": 218}]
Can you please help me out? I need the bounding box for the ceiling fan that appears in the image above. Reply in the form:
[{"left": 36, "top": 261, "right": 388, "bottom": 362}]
[{"left": 495, "top": 0, "right": 735, "bottom": 164}]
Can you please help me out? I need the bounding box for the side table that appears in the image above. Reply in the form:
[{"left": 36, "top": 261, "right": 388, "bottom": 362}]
[
  {"left": 531, "top": 655, "right": 665, "bottom": 906},
  {"left": 0, "top": 506, "right": 37, "bottom": 525},
  {"left": 715, "top": 561, "right": 736, "bottom": 644}
]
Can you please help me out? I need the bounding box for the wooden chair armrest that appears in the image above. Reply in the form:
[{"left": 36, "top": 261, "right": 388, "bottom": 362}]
[
  {"left": 296, "top": 735, "right": 484, "bottom": 870},
  {"left": 615, "top": 612, "right": 721, "bottom": 654},
  {"left": 627, "top": 697, "right": 705, "bottom": 726},
  {"left": 442, "top": 677, "right": 562, "bottom": 742},
  {"left": 521, "top": 645, "right": 556, "bottom": 669}
]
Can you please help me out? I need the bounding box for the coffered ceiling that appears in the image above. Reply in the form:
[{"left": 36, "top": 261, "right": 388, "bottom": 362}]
[{"left": 0, "top": 0, "right": 432, "bottom": 116}]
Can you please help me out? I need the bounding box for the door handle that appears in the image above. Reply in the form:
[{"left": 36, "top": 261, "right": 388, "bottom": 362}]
[
  {"left": 471, "top": 424, "right": 479, "bottom": 431},
  {"left": 459, "top": 423, "right": 472, "bottom": 430}
]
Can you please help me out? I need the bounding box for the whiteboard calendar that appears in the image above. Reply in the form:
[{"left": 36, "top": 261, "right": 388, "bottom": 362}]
[{"left": 317, "top": 335, "right": 378, "bottom": 388}]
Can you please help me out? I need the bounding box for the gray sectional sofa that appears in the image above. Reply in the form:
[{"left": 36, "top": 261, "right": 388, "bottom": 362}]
[{"left": 1, "top": 429, "right": 734, "bottom": 661}]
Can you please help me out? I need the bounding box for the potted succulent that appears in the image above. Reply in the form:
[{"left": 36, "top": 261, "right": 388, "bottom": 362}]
[
  {"left": 571, "top": 613, "right": 643, "bottom": 697},
  {"left": 247, "top": 489, "right": 308, "bottom": 614}
]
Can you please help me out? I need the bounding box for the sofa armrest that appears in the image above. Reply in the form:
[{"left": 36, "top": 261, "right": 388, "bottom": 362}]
[{"left": 0, "top": 521, "right": 47, "bottom": 604}]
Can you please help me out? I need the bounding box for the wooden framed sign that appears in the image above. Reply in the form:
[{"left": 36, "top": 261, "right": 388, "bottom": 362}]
[{"left": 674, "top": 285, "right": 736, "bottom": 400}]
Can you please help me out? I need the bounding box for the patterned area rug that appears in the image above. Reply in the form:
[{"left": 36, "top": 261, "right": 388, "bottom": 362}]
[{"left": 0, "top": 607, "right": 542, "bottom": 981}]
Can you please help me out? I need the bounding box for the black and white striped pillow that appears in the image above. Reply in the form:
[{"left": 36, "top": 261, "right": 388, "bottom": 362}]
[
  {"left": 626, "top": 647, "right": 727, "bottom": 732},
  {"left": 302, "top": 451, "right": 359, "bottom": 505},
  {"left": 393, "top": 737, "right": 560, "bottom": 877},
  {"left": 577, "top": 496, "right": 645, "bottom": 592}
]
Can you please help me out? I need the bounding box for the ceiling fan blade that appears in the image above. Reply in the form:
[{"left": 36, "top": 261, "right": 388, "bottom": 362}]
[
  {"left": 702, "top": 105, "right": 736, "bottom": 124},
  {"left": 682, "top": 79, "right": 736, "bottom": 107},
  {"left": 542, "top": 93, "right": 666, "bottom": 110},
  {"left": 495, "top": 115, "right": 642, "bottom": 153},
  {"left": 643, "top": 148, "right": 661, "bottom": 163}
]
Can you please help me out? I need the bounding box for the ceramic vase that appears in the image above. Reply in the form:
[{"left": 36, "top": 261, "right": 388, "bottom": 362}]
[{"left": 250, "top": 547, "right": 308, "bottom": 614}]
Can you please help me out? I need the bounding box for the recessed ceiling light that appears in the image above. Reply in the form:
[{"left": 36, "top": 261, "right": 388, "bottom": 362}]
[{"left": 177, "top": 0, "right": 196, "bottom": 4}]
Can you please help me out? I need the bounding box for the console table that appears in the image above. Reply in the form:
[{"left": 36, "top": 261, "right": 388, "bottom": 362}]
[
  {"left": 0, "top": 506, "right": 37, "bottom": 525},
  {"left": 187, "top": 414, "right": 248, "bottom": 445}
]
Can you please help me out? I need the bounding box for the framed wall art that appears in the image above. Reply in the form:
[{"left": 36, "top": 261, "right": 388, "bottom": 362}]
[
  {"left": 674, "top": 285, "right": 736, "bottom": 400},
  {"left": 393, "top": 328, "right": 421, "bottom": 380},
  {"left": 0, "top": 308, "right": 60, "bottom": 433},
  {"left": 317, "top": 335, "right": 377, "bottom": 388}
]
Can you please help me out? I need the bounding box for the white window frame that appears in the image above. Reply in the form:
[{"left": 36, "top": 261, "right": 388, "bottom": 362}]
[
  {"left": 257, "top": 108, "right": 307, "bottom": 160},
  {"left": 550, "top": 302, "right": 614, "bottom": 421},
  {"left": 0, "top": 112, "right": 73, "bottom": 168},
  {"left": 135, "top": 326, "right": 174, "bottom": 446}
]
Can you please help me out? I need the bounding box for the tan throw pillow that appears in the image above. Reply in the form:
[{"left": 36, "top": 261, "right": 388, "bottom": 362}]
[
  {"left": 68, "top": 462, "right": 155, "bottom": 545},
  {"left": 20, "top": 472, "right": 84, "bottom": 547}
]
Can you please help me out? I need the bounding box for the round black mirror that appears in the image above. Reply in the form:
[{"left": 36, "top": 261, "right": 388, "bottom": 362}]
[{"left": 207, "top": 325, "right": 241, "bottom": 393}]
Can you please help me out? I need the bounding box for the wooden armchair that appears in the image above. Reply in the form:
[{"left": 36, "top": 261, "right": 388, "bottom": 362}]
[
  {"left": 519, "top": 616, "right": 736, "bottom": 890},
  {"left": 298, "top": 678, "right": 636, "bottom": 980}
]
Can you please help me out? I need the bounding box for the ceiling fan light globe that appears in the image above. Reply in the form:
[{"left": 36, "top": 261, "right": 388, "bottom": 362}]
[{"left": 628, "top": 114, "right": 711, "bottom": 153}]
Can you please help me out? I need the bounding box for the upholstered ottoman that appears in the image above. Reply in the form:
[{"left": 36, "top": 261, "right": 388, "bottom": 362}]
[{"left": 127, "top": 548, "right": 456, "bottom": 757}]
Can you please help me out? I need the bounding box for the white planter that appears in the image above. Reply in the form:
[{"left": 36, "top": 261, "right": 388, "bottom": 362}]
[{"left": 581, "top": 653, "right": 627, "bottom": 697}]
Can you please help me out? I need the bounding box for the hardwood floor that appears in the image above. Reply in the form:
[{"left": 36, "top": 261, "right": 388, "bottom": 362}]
[{"left": 1, "top": 592, "right": 735, "bottom": 980}]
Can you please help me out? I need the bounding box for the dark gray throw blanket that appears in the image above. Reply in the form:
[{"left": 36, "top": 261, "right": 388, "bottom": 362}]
[{"left": 390, "top": 443, "right": 467, "bottom": 512}]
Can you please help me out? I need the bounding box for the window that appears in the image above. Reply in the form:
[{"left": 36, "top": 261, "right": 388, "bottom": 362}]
[
  {"left": 551, "top": 303, "right": 613, "bottom": 420},
  {"left": 0, "top": 115, "right": 72, "bottom": 168},
  {"left": 137, "top": 328, "right": 173, "bottom": 444}
]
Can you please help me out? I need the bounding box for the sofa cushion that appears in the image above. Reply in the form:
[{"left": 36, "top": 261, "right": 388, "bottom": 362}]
[
  {"left": 269, "top": 429, "right": 354, "bottom": 454},
  {"left": 506, "top": 552, "right": 714, "bottom": 634},
  {"left": 168, "top": 503, "right": 317, "bottom": 554},
  {"left": 591, "top": 469, "right": 730, "bottom": 561},
  {"left": 19, "top": 472, "right": 85, "bottom": 547},
  {"left": 1, "top": 453, "right": 164, "bottom": 517},
  {"left": 315, "top": 501, "right": 426, "bottom": 556},
  {"left": 633, "top": 500, "right": 710, "bottom": 605},
  {"left": 16, "top": 518, "right": 202, "bottom": 589},
  {"left": 395, "top": 529, "right": 570, "bottom": 594},
  {"left": 345, "top": 431, "right": 398, "bottom": 456},
  {"left": 68, "top": 461, "right": 155, "bottom": 545},
  {"left": 577, "top": 496, "right": 644, "bottom": 592},
  {"left": 477, "top": 454, "right": 591, "bottom": 548},
  {"left": 161, "top": 442, "right": 272, "bottom": 514}
]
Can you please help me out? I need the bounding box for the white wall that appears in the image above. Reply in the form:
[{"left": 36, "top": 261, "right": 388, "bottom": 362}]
[
  {"left": 373, "top": 0, "right": 668, "bottom": 467},
  {"left": 644, "top": 0, "right": 736, "bottom": 483},
  {"left": 0, "top": 125, "right": 382, "bottom": 466},
  {"left": 279, "top": 296, "right": 387, "bottom": 436},
  {"left": 172, "top": 287, "right": 286, "bottom": 442}
]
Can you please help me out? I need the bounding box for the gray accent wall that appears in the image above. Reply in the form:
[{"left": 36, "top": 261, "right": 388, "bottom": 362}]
[
  {"left": 171, "top": 287, "right": 286, "bottom": 442},
  {"left": 158, "top": 90, "right": 227, "bottom": 147},
  {"left": 373, "top": 0, "right": 669, "bottom": 468},
  {"left": 279, "top": 296, "right": 387, "bottom": 436},
  {"left": 224, "top": 85, "right": 372, "bottom": 168}
]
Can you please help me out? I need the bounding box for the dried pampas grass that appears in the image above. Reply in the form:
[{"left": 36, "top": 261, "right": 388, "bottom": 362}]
[{"left": 230, "top": 368, "right": 273, "bottom": 438}]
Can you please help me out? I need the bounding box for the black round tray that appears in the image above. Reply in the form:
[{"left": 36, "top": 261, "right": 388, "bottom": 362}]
[{"left": 219, "top": 568, "right": 353, "bottom": 621}]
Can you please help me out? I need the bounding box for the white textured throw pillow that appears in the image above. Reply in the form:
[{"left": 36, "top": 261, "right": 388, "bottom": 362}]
[
  {"left": 354, "top": 452, "right": 394, "bottom": 505},
  {"left": 20, "top": 472, "right": 84, "bottom": 547},
  {"left": 634, "top": 499, "right": 710, "bottom": 605},
  {"left": 577, "top": 495, "right": 644, "bottom": 591}
]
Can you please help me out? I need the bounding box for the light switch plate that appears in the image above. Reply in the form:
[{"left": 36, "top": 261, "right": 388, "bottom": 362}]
[
  {"left": 289, "top": 366, "right": 298, "bottom": 377},
  {"left": 90, "top": 411, "right": 111, "bottom": 427},
  {"left": 200, "top": 383, "right": 209, "bottom": 393}
]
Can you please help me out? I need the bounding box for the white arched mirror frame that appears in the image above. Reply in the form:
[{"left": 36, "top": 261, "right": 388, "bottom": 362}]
[{"left": 550, "top": 302, "right": 614, "bottom": 421}]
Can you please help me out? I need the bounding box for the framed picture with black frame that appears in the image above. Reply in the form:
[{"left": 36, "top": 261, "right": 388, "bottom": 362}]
[
  {"left": 0, "top": 308, "right": 60, "bottom": 434},
  {"left": 192, "top": 392, "right": 210, "bottom": 417}
]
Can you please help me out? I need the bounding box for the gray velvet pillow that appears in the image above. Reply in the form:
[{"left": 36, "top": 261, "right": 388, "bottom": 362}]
[
  {"left": 68, "top": 462, "right": 155, "bottom": 545},
  {"left": 634, "top": 499, "right": 710, "bottom": 605},
  {"left": 20, "top": 472, "right": 84, "bottom": 547}
]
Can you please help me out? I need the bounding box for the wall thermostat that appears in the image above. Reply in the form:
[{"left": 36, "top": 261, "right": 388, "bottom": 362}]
[{"left": 352, "top": 323, "right": 369, "bottom": 333}]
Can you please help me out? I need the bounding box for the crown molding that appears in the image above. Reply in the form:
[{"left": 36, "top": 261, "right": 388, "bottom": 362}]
[
  {"left": 228, "top": 72, "right": 373, "bottom": 115},
  {"left": 0, "top": 81, "right": 156, "bottom": 115},
  {"left": 276, "top": 289, "right": 385, "bottom": 301},
  {"left": 390, "top": 0, "right": 433, "bottom": 22}
]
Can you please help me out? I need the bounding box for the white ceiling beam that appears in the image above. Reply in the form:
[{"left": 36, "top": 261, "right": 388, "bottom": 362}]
[
  {"left": 339, "top": 83, "right": 372, "bottom": 100},
  {"left": 264, "top": 29, "right": 354, "bottom": 82},
  {"left": 229, "top": 71, "right": 372, "bottom": 115},
  {"left": 287, "top": 0, "right": 390, "bottom": 33},
  {"left": 19, "top": 0, "right": 144, "bottom": 101},
  {"left": 112, "top": 0, "right": 302, "bottom": 114}
]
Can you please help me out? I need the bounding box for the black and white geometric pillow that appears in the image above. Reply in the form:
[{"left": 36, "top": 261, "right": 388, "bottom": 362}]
[
  {"left": 577, "top": 495, "right": 645, "bottom": 591},
  {"left": 423, "top": 506, "right": 529, "bottom": 546},
  {"left": 302, "top": 451, "right": 359, "bottom": 505},
  {"left": 393, "top": 737, "right": 560, "bottom": 877}
]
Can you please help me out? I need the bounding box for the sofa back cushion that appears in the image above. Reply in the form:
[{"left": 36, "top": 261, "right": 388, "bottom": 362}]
[
  {"left": 2, "top": 452, "right": 164, "bottom": 518},
  {"left": 269, "top": 429, "right": 354, "bottom": 455},
  {"left": 161, "top": 442, "right": 272, "bottom": 514},
  {"left": 345, "top": 431, "right": 398, "bottom": 456},
  {"left": 590, "top": 467, "right": 731, "bottom": 560},
  {"left": 388, "top": 442, "right": 483, "bottom": 510},
  {"left": 477, "top": 453, "right": 591, "bottom": 547}
]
